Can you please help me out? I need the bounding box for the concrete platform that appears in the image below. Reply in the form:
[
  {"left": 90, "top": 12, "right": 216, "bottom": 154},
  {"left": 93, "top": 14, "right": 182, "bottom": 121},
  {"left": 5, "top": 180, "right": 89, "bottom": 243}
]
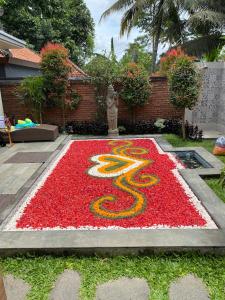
[
  {"left": 0, "top": 135, "right": 224, "bottom": 255},
  {"left": 203, "top": 130, "right": 224, "bottom": 139}
]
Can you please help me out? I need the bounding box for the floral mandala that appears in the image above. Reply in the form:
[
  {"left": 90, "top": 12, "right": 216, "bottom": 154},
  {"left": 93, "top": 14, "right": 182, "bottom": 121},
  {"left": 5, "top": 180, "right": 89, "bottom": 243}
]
[
  {"left": 5, "top": 138, "right": 217, "bottom": 231},
  {"left": 88, "top": 140, "right": 159, "bottom": 219}
]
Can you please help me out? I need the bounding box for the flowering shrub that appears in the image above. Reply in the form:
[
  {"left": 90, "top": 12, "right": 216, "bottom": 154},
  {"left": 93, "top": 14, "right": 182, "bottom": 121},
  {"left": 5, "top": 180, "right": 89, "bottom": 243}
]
[
  {"left": 120, "top": 63, "right": 151, "bottom": 123},
  {"left": 160, "top": 47, "right": 193, "bottom": 75},
  {"left": 168, "top": 56, "right": 201, "bottom": 139},
  {"left": 41, "top": 42, "right": 72, "bottom": 128}
]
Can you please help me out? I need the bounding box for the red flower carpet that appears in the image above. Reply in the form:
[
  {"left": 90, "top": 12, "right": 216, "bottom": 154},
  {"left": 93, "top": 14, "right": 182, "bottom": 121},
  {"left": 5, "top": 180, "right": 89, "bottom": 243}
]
[{"left": 6, "top": 138, "right": 216, "bottom": 230}]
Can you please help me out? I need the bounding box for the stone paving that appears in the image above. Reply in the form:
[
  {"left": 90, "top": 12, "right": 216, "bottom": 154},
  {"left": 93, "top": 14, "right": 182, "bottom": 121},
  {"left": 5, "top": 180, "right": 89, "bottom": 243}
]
[
  {"left": 0, "top": 135, "right": 67, "bottom": 225},
  {"left": 169, "top": 274, "right": 210, "bottom": 300},
  {"left": 95, "top": 277, "right": 150, "bottom": 300},
  {"left": 3, "top": 274, "right": 30, "bottom": 300},
  {"left": 50, "top": 270, "right": 81, "bottom": 300},
  {"left": 2, "top": 271, "right": 211, "bottom": 300}
]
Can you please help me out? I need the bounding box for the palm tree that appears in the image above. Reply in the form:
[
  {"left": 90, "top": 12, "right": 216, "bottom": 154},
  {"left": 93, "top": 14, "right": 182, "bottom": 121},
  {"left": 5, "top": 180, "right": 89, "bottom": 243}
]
[
  {"left": 101, "top": 0, "right": 184, "bottom": 72},
  {"left": 101, "top": 0, "right": 225, "bottom": 71}
]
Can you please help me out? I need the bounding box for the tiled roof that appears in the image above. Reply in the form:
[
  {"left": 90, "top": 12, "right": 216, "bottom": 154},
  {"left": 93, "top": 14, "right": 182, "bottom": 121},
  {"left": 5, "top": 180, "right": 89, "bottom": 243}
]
[
  {"left": 10, "top": 48, "right": 41, "bottom": 64},
  {"left": 69, "top": 60, "right": 88, "bottom": 79},
  {"left": 0, "top": 47, "right": 87, "bottom": 78}
]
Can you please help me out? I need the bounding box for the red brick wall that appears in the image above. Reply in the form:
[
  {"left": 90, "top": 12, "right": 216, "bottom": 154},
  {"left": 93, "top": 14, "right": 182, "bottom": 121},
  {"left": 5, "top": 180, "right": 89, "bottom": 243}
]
[
  {"left": 1, "top": 83, "right": 30, "bottom": 120},
  {"left": 42, "top": 82, "right": 97, "bottom": 124},
  {"left": 0, "top": 77, "right": 183, "bottom": 125},
  {"left": 118, "top": 77, "right": 183, "bottom": 121}
]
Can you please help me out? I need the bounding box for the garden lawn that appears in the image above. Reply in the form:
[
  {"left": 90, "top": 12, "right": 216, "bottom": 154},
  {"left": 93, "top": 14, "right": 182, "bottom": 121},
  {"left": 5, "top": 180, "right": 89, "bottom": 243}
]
[
  {"left": 1, "top": 254, "right": 225, "bottom": 300},
  {"left": 164, "top": 134, "right": 225, "bottom": 204}
]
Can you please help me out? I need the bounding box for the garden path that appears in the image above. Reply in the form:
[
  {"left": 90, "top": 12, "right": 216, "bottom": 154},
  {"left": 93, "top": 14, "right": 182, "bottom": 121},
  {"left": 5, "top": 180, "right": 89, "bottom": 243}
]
[{"left": 2, "top": 271, "right": 211, "bottom": 299}]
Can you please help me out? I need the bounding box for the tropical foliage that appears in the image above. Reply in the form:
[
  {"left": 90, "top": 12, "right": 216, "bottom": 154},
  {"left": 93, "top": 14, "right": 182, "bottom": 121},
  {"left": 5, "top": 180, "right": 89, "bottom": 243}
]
[
  {"left": 120, "top": 38, "right": 152, "bottom": 72},
  {"left": 168, "top": 55, "right": 200, "bottom": 139},
  {"left": 16, "top": 76, "right": 45, "bottom": 124},
  {"left": 120, "top": 62, "right": 151, "bottom": 123},
  {"left": 41, "top": 43, "right": 72, "bottom": 129},
  {"left": 101, "top": 0, "right": 225, "bottom": 71},
  {"left": 85, "top": 55, "right": 119, "bottom": 119},
  {"left": 2, "top": 0, "right": 94, "bottom": 64}
]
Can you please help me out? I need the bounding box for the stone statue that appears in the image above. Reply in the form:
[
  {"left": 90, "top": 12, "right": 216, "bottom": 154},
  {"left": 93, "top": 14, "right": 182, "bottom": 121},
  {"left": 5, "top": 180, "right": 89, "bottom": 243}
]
[{"left": 107, "top": 84, "right": 119, "bottom": 136}]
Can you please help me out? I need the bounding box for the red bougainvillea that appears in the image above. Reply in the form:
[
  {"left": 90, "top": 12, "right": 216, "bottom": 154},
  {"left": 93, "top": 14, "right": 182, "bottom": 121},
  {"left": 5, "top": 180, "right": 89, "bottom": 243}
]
[{"left": 7, "top": 139, "right": 216, "bottom": 230}]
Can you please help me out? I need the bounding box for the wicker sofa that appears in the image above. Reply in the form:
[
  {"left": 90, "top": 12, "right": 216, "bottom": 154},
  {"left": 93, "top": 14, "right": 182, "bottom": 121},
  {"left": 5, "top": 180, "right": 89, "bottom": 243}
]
[{"left": 3, "top": 124, "right": 59, "bottom": 142}]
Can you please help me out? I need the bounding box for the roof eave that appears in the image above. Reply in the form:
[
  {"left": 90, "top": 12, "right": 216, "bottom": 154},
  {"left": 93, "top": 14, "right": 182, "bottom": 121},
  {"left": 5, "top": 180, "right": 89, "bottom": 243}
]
[{"left": 0, "top": 30, "right": 26, "bottom": 49}]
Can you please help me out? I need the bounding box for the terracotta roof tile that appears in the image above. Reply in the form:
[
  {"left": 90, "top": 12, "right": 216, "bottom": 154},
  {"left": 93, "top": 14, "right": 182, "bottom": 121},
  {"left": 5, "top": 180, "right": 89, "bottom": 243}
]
[
  {"left": 69, "top": 60, "right": 88, "bottom": 78},
  {"left": 10, "top": 48, "right": 41, "bottom": 64},
  {"left": 0, "top": 47, "right": 87, "bottom": 78}
]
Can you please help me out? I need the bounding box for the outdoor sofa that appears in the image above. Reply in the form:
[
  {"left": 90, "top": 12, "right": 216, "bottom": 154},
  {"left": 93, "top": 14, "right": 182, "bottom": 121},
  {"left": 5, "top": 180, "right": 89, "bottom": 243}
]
[{"left": 3, "top": 124, "right": 59, "bottom": 142}]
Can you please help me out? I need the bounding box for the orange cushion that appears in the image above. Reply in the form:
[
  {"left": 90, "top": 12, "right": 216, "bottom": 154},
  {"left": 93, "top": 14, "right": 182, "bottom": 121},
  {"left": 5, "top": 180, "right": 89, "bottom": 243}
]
[{"left": 213, "top": 146, "right": 225, "bottom": 156}]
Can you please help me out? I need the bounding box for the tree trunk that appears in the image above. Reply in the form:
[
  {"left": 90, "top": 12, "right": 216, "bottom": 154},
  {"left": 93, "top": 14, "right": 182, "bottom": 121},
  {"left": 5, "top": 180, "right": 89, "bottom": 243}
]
[
  {"left": 62, "top": 102, "right": 66, "bottom": 132},
  {"left": 182, "top": 112, "right": 186, "bottom": 140},
  {"left": 0, "top": 276, "right": 7, "bottom": 300},
  {"left": 151, "top": 37, "right": 159, "bottom": 73},
  {"left": 151, "top": 23, "right": 162, "bottom": 73},
  {"left": 151, "top": 1, "right": 164, "bottom": 73},
  {"left": 39, "top": 104, "right": 42, "bottom": 124},
  {"left": 131, "top": 108, "right": 136, "bottom": 127}
]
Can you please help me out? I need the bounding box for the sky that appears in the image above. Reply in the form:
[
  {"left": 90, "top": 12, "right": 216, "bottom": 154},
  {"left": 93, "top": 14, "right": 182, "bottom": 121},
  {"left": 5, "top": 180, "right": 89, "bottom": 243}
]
[{"left": 84, "top": 0, "right": 141, "bottom": 59}]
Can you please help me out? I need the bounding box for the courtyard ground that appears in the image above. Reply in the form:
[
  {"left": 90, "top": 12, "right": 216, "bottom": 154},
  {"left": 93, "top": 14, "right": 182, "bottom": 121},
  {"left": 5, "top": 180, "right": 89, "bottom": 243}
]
[{"left": 0, "top": 134, "right": 225, "bottom": 299}]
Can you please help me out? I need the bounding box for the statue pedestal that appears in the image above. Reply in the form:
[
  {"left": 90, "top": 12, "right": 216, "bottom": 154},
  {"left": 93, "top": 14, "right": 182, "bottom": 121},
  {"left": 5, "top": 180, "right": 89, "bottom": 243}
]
[{"left": 108, "top": 129, "right": 119, "bottom": 138}]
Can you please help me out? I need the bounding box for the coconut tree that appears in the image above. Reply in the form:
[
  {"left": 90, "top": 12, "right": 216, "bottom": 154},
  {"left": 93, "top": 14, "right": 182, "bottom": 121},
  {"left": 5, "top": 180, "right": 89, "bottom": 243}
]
[
  {"left": 101, "top": 0, "right": 184, "bottom": 72},
  {"left": 101, "top": 0, "right": 225, "bottom": 72}
]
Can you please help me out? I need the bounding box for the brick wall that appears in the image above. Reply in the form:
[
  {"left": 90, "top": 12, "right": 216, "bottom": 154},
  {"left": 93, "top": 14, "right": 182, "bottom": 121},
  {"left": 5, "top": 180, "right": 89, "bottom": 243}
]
[
  {"left": 42, "top": 81, "right": 97, "bottom": 124},
  {"left": 0, "top": 77, "right": 183, "bottom": 125},
  {"left": 118, "top": 77, "right": 183, "bottom": 121}
]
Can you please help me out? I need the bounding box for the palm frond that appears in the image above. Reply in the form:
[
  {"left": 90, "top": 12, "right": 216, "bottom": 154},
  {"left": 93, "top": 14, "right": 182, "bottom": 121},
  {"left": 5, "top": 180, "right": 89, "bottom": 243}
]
[
  {"left": 188, "top": 10, "right": 225, "bottom": 27},
  {"left": 180, "top": 34, "right": 225, "bottom": 58},
  {"left": 120, "top": 4, "right": 142, "bottom": 35},
  {"left": 100, "top": 0, "right": 135, "bottom": 22}
]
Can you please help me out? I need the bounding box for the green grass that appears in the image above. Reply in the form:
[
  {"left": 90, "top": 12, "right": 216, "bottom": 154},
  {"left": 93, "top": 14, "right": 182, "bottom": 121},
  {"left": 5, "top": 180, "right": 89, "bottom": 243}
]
[
  {"left": 206, "top": 178, "right": 225, "bottom": 203},
  {"left": 1, "top": 254, "right": 225, "bottom": 300},
  {"left": 1, "top": 134, "right": 225, "bottom": 300}
]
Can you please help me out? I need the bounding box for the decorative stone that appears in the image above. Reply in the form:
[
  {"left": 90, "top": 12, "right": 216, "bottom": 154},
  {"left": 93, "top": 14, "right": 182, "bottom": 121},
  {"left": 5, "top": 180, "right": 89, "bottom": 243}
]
[
  {"left": 107, "top": 84, "right": 119, "bottom": 137},
  {"left": 4, "top": 274, "right": 30, "bottom": 300},
  {"left": 49, "top": 270, "right": 81, "bottom": 300},
  {"left": 95, "top": 277, "right": 150, "bottom": 300},
  {"left": 169, "top": 274, "right": 210, "bottom": 300}
]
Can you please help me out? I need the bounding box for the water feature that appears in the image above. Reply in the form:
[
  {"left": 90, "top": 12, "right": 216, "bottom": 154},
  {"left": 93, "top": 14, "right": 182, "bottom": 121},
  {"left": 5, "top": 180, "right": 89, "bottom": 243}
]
[{"left": 172, "top": 151, "right": 212, "bottom": 169}]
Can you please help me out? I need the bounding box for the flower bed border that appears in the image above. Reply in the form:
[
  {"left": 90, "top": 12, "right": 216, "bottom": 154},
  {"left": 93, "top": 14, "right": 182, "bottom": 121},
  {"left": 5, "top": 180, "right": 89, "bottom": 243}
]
[{"left": 0, "top": 135, "right": 224, "bottom": 255}]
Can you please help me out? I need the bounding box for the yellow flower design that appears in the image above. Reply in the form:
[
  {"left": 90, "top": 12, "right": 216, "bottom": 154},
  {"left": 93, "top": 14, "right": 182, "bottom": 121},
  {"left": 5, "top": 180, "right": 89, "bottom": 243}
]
[{"left": 88, "top": 140, "right": 159, "bottom": 219}]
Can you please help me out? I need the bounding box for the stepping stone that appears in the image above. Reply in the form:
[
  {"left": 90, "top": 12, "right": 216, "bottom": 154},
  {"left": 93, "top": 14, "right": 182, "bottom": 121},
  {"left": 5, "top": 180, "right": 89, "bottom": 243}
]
[
  {"left": 95, "top": 277, "right": 150, "bottom": 300},
  {"left": 49, "top": 270, "right": 81, "bottom": 300},
  {"left": 4, "top": 152, "right": 52, "bottom": 164},
  {"left": 169, "top": 274, "right": 210, "bottom": 300},
  {"left": 4, "top": 274, "right": 31, "bottom": 300}
]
